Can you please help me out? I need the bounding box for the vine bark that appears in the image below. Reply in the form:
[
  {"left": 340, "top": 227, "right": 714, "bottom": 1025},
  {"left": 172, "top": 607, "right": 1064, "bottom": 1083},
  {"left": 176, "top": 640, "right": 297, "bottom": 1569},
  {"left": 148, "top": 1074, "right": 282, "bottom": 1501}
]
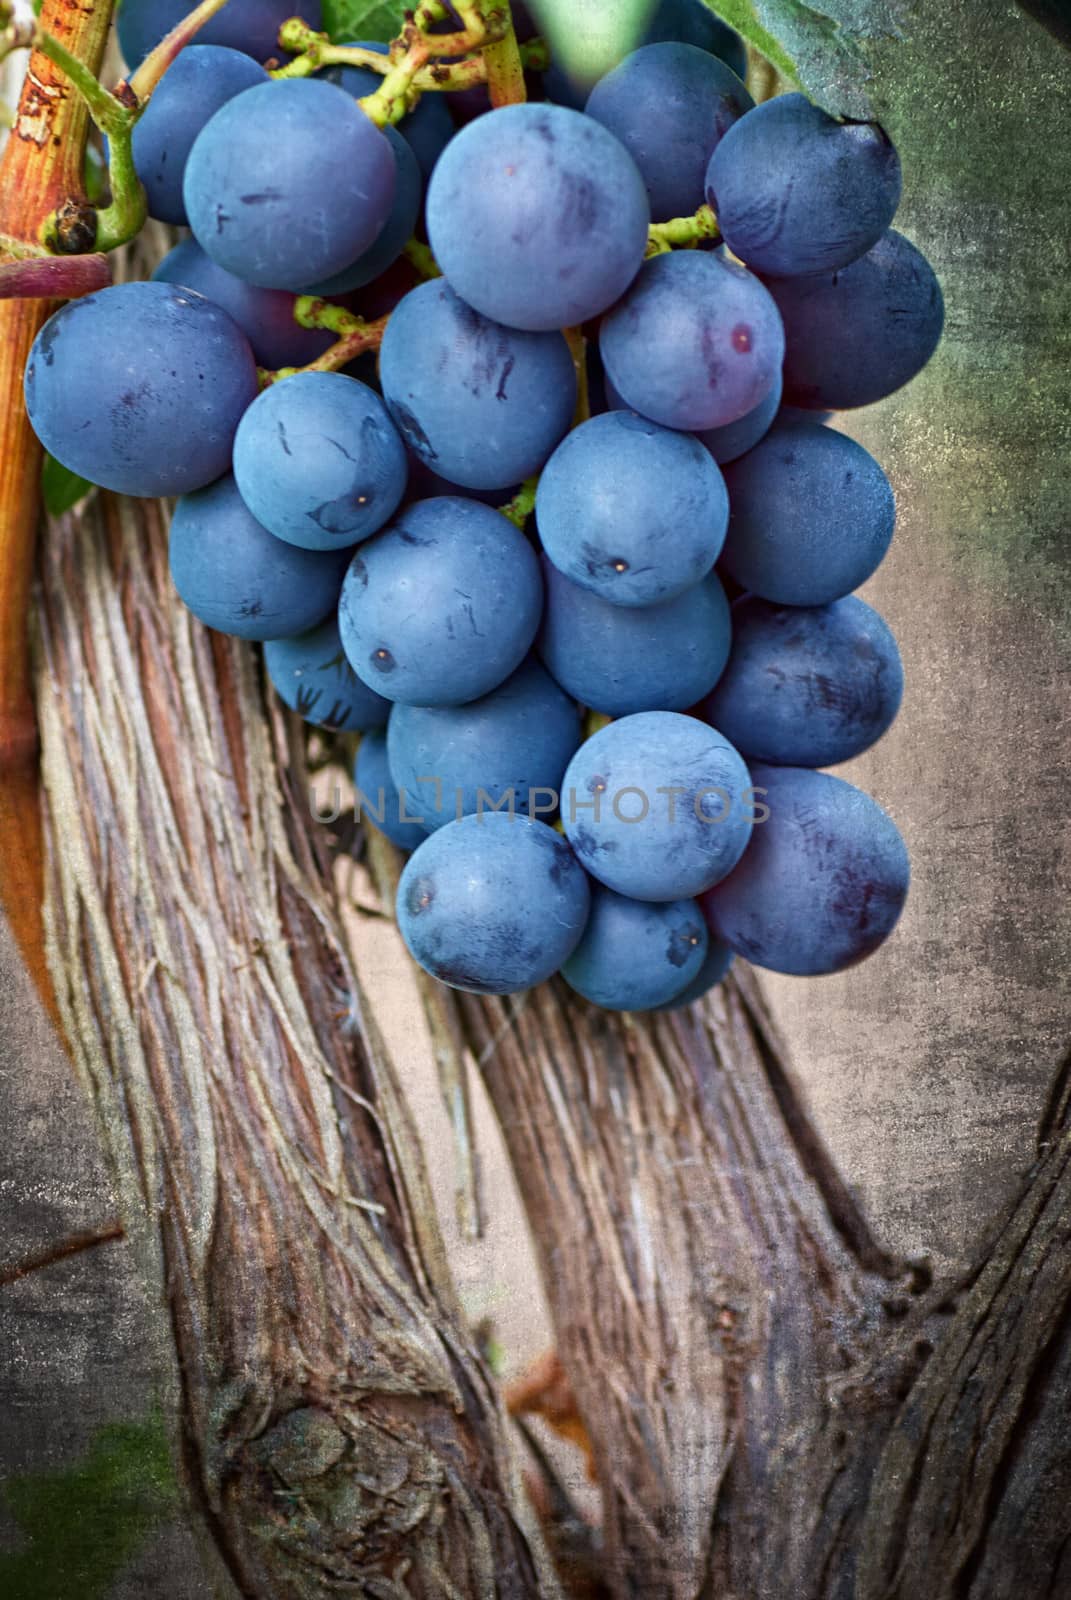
[{"left": 35, "top": 492, "right": 555, "bottom": 1600}]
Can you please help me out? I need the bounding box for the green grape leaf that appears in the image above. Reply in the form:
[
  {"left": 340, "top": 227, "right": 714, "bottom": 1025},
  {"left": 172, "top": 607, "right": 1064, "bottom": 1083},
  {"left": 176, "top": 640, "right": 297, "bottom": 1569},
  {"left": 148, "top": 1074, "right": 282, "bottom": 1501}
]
[
  {"left": 0, "top": 1415, "right": 178, "bottom": 1600},
  {"left": 321, "top": 0, "right": 409, "bottom": 44},
  {"left": 700, "top": 0, "right": 908, "bottom": 117},
  {"left": 42, "top": 454, "right": 94, "bottom": 518}
]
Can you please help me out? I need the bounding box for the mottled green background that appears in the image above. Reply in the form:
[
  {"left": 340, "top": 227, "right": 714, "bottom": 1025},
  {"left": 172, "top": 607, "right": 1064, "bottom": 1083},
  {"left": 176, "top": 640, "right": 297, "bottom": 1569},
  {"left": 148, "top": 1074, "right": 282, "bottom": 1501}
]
[{"left": 1, "top": 2, "right": 1069, "bottom": 1592}]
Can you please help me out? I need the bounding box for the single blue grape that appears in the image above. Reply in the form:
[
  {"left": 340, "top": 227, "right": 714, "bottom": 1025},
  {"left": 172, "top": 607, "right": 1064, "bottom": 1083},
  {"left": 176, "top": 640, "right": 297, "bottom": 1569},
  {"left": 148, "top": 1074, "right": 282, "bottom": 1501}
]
[
  {"left": 397, "top": 813, "right": 591, "bottom": 994},
  {"left": 170, "top": 475, "right": 345, "bottom": 640},
  {"left": 706, "top": 94, "right": 902, "bottom": 277},
  {"left": 118, "top": 0, "right": 323, "bottom": 65},
  {"left": 184, "top": 79, "right": 395, "bottom": 290},
  {"left": 600, "top": 251, "right": 784, "bottom": 431},
  {"left": 765, "top": 230, "right": 945, "bottom": 410},
  {"left": 693, "top": 370, "right": 782, "bottom": 465},
  {"left": 561, "top": 885, "right": 708, "bottom": 1011},
  {"left": 561, "top": 711, "right": 754, "bottom": 901},
  {"left": 702, "top": 765, "right": 910, "bottom": 975},
  {"left": 387, "top": 657, "right": 580, "bottom": 832},
  {"left": 338, "top": 497, "right": 543, "bottom": 705},
  {"left": 426, "top": 103, "right": 650, "bottom": 332},
  {"left": 264, "top": 616, "right": 390, "bottom": 732},
  {"left": 233, "top": 373, "right": 408, "bottom": 552},
  {"left": 153, "top": 239, "right": 334, "bottom": 369},
  {"left": 24, "top": 281, "right": 257, "bottom": 497},
  {"left": 539, "top": 561, "right": 731, "bottom": 716},
  {"left": 701, "top": 595, "right": 904, "bottom": 767},
  {"left": 379, "top": 280, "right": 577, "bottom": 491},
  {"left": 720, "top": 421, "right": 895, "bottom": 605},
  {"left": 355, "top": 730, "right": 429, "bottom": 850},
  {"left": 129, "top": 46, "right": 267, "bottom": 226},
  {"left": 301, "top": 126, "right": 422, "bottom": 297},
  {"left": 536, "top": 410, "right": 728, "bottom": 606},
  {"left": 650, "top": 937, "right": 734, "bottom": 1009},
  {"left": 326, "top": 40, "right": 454, "bottom": 180},
  {"left": 585, "top": 43, "right": 752, "bottom": 222}
]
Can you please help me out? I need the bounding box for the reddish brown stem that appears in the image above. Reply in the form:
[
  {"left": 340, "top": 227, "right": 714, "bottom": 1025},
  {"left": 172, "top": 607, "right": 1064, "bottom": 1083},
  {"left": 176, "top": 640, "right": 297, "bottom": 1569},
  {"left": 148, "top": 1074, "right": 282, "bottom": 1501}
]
[
  {"left": 0, "top": 251, "right": 111, "bottom": 298},
  {"left": 0, "top": 0, "right": 113, "bottom": 1019},
  {"left": 260, "top": 316, "right": 389, "bottom": 384}
]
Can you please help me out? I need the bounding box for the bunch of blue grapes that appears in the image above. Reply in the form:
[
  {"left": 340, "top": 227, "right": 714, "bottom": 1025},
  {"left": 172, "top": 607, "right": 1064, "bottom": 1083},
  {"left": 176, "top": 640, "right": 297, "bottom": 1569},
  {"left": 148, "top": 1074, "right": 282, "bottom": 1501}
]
[{"left": 24, "top": 0, "right": 944, "bottom": 1011}]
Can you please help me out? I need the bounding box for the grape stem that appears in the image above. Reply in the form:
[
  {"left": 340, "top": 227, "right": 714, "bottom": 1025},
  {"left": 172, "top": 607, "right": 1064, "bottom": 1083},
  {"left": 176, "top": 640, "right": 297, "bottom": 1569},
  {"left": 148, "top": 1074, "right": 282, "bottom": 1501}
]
[
  {"left": 479, "top": 2, "right": 526, "bottom": 106},
  {"left": 0, "top": 251, "right": 111, "bottom": 298},
  {"left": 500, "top": 476, "right": 539, "bottom": 529},
  {"left": 274, "top": 2, "right": 543, "bottom": 123},
  {"left": 259, "top": 299, "right": 389, "bottom": 385},
  {"left": 272, "top": 25, "right": 501, "bottom": 94},
  {"left": 32, "top": 27, "right": 130, "bottom": 138},
  {"left": 271, "top": 33, "right": 548, "bottom": 88},
  {"left": 646, "top": 203, "right": 721, "bottom": 255},
  {"left": 403, "top": 238, "right": 441, "bottom": 279},
  {"left": 360, "top": 6, "right": 501, "bottom": 129}
]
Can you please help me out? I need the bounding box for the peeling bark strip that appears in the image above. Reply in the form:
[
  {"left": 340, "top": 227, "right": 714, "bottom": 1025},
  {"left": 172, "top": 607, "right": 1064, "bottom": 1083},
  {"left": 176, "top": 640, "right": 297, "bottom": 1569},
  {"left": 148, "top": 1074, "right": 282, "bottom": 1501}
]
[{"left": 35, "top": 493, "right": 555, "bottom": 1600}]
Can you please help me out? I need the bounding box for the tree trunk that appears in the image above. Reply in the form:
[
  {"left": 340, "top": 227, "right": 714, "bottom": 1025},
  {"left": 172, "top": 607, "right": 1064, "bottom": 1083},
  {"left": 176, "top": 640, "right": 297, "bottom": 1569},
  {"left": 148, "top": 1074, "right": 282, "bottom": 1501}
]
[{"left": 35, "top": 491, "right": 555, "bottom": 1599}]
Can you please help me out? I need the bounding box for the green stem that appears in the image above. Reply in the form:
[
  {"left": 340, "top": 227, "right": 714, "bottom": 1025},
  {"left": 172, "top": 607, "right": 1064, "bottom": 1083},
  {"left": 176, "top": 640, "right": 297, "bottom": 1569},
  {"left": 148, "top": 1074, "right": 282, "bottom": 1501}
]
[
  {"left": 92, "top": 125, "right": 146, "bottom": 252},
  {"left": 260, "top": 306, "right": 390, "bottom": 384},
  {"left": 273, "top": 33, "right": 488, "bottom": 91},
  {"left": 358, "top": 1, "right": 511, "bottom": 127},
  {"left": 500, "top": 476, "right": 538, "bottom": 529},
  {"left": 482, "top": 2, "right": 525, "bottom": 106},
  {"left": 403, "top": 238, "right": 441, "bottom": 280},
  {"left": 646, "top": 203, "right": 721, "bottom": 255},
  {"left": 359, "top": 33, "right": 435, "bottom": 128},
  {"left": 292, "top": 295, "right": 367, "bottom": 337},
  {"left": 34, "top": 28, "right": 129, "bottom": 137}
]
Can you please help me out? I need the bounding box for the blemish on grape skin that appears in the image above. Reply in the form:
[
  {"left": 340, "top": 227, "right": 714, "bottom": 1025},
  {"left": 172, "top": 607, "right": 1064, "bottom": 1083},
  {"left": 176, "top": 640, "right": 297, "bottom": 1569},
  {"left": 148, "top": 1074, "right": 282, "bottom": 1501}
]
[
  {"left": 732, "top": 324, "right": 753, "bottom": 353},
  {"left": 371, "top": 646, "right": 395, "bottom": 674},
  {"left": 405, "top": 876, "right": 435, "bottom": 917}
]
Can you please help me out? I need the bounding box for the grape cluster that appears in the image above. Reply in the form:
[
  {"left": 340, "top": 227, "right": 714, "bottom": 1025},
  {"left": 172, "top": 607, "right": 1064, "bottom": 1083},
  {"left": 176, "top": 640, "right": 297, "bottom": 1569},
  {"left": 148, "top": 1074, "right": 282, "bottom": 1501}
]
[{"left": 24, "top": 1, "right": 944, "bottom": 1011}]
